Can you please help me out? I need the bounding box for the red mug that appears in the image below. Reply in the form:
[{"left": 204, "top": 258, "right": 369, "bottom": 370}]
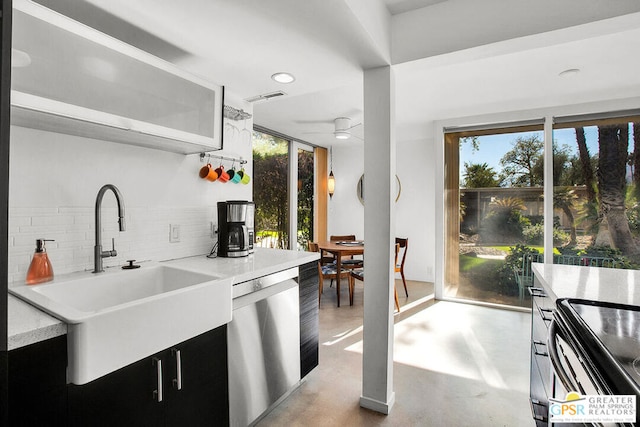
[{"left": 215, "top": 166, "right": 230, "bottom": 182}]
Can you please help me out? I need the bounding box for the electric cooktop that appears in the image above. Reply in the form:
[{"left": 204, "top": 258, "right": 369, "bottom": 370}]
[{"left": 557, "top": 299, "right": 640, "bottom": 396}]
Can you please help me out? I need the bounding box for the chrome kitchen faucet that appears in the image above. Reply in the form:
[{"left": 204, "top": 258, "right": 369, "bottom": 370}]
[{"left": 93, "top": 184, "right": 126, "bottom": 273}]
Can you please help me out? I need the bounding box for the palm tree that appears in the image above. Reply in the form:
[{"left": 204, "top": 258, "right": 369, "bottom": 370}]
[
  {"left": 597, "top": 124, "right": 639, "bottom": 256},
  {"left": 554, "top": 187, "right": 578, "bottom": 245},
  {"left": 575, "top": 127, "right": 597, "bottom": 205}
]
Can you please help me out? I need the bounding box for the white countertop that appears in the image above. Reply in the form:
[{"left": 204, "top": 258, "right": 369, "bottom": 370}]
[
  {"left": 8, "top": 248, "right": 319, "bottom": 350},
  {"left": 8, "top": 294, "right": 67, "bottom": 351},
  {"left": 164, "top": 247, "right": 318, "bottom": 285},
  {"left": 532, "top": 263, "right": 640, "bottom": 306}
]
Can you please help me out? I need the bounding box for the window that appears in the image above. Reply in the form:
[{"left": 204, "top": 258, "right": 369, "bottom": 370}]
[
  {"left": 552, "top": 115, "right": 640, "bottom": 268},
  {"left": 443, "top": 113, "right": 640, "bottom": 308}
]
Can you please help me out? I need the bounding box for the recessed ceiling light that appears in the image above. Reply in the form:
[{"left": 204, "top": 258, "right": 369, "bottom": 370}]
[
  {"left": 559, "top": 68, "right": 580, "bottom": 78},
  {"left": 271, "top": 72, "right": 295, "bottom": 84}
]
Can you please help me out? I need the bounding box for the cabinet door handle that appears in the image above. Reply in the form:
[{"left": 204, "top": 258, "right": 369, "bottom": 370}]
[
  {"left": 539, "top": 307, "right": 554, "bottom": 322},
  {"left": 533, "top": 340, "right": 548, "bottom": 357},
  {"left": 528, "top": 287, "right": 547, "bottom": 297},
  {"left": 172, "top": 348, "right": 182, "bottom": 390},
  {"left": 153, "top": 357, "right": 163, "bottom": 402}
]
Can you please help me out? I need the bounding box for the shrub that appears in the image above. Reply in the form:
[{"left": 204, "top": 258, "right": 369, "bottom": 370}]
[
  {"left": 479, "top": 197, "right": 529, "bottom": 244},
  {"left": 557, "top": 246, "right": 640, "bottom": 269},
  {"left": 496, "top": 244, "right": 541, "bottom": 296},
  {"left": 522, "top": 223, "right": 570, "bottom": 246}
]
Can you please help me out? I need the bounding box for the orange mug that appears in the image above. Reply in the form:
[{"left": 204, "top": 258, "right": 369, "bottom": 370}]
[{"left": 200, "top": 163, "right": 219, "bottom": 182}]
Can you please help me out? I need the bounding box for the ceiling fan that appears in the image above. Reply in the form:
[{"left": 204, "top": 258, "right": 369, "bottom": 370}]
[{"left": 303, "top": 117, "right": 363, "bottom": 140}]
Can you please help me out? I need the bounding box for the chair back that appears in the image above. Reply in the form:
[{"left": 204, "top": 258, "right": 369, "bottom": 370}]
[
  {"left": 308, "top": 242, "right": 319, "bottom": 253},
  {"left": 395, "top": 238, "right": 408, "bottom": 268},
  {"left": 330, "top": 235, "right": 356, "bottom": 241}
]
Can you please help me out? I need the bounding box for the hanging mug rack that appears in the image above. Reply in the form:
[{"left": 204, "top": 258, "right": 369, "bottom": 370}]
[
  {"left": 198, "top": 153, "right": 250, "bottom": 185},
  {"left": 200, "top": 152, "right": 247, "bottom": 165}
]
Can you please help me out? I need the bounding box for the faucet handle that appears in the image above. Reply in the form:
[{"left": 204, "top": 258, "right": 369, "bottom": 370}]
[{"left": 101, "top": 238, "right": 118, "bottom": 258}]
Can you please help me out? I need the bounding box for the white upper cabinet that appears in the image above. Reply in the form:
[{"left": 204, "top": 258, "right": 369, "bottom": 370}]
[{"left": 11, "top": 0, "right": 223, "bottom": 154}]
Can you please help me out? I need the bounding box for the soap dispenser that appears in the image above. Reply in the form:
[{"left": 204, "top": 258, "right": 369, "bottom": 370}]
[{"left": 26, "top": 239, "right": 55, "bottom": 285}]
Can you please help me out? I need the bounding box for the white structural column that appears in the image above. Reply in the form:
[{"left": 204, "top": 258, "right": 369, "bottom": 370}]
[
  {"left": 360, "top": 66, "right": 396, "bottom": 414},
  {"left": 543, "top": 116, "right": 554, "bottom": 264}
]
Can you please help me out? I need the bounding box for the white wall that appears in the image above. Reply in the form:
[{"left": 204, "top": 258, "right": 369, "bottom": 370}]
[
  {"left": 328, "top": 139, "right": 435, "bottom": 283},
  {"left": 328, "top": 144, "right": 364, "bottom": 239},
  {"left": 8, "top": 93, "right": 253, "bottom": 283}
]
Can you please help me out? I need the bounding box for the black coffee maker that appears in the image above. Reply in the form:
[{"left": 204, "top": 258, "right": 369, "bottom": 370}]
[
  {"left": 246, "top": 201, "right": 255, "bottom": 254},
  {"left": 217, "top": 201, "right": 249, "bottom": 257}
]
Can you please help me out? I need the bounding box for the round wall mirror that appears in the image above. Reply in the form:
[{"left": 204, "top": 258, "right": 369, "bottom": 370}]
[{"left": 357, "top": 174, "right": 401, "bottom": 205}]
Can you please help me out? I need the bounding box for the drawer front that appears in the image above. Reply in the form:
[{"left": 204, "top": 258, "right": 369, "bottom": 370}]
[
  {"left": 532, "top": 344, "right": 552, "bottom": 398},
  {"left": 531, "top": 304, "right": 550, "bottom": 344},
  {"left": 530, "top": 346, "right": 549, "bottom": 424}
]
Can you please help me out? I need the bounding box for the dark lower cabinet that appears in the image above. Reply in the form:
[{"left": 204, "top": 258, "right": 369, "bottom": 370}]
[
  {"left": 8, "top": 335, "right": 68, "bottom": 426},
  {"left": 529, "top": 279, "right": 555, "bottom": 426},
  {"left": 163, "top": 327, "right": 228, "bottom": 426},
  {"left": 298, "top": 261, "right": 319, "bottom": 378},
  {"left": 68, "top": 325, "right": 228, "bottom": 427}
]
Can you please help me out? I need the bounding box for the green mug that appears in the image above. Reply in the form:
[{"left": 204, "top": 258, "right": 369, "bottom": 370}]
[{"left": 238, "top": 168, "right": 250, "bottom": 185}]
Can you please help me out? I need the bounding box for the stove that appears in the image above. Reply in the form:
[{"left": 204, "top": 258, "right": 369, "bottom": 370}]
[{"left": 549, "top": 299, "right": 640, "bottom": 425}]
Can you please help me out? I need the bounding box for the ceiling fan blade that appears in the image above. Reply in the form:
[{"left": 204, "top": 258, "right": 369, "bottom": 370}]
[
  {"left": 346, "top": 122, "right": 362, "bottom": 131},
  {"left": 302, "top": 131, "right": 333, "bottom": 135}
]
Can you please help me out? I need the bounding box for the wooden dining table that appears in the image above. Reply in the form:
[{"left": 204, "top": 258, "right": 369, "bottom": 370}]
[{"left": 316, "top": 240, "right": 364, "bottom": 307}]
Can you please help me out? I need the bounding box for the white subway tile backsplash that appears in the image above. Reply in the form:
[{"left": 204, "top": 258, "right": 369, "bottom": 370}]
[
  {"left": 30, "top": 215, "right": 75, "bottom": 227},
  {"left": 8, "top": 205, "right": 217, "bottom": 282},
  {"left": 10, "top": 207, "right": 59, "bottom": 216},
  {"left": 9, "top": 216, "right": 32, "bottom": 226}
]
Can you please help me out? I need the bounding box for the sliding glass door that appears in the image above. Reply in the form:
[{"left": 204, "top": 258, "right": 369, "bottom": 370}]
[
  {"left": 296, "top": 144, "right": 314, "bottom": 251},
  {"left": 253, "top": 130, "right": 290, "bottom": 249},
  {"left": 252, "top": 129, "right": 317, "bottom": 251},
  {"left": 444, "top": 125, "right": 544, "bottom": 308}
]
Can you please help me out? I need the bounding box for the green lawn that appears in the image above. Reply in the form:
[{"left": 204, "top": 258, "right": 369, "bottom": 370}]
[
  {"left": 490, "top": 245, "right": 561, "bottom": 255},
  {"left": 459, "top": 254, "right": 503, "bottom": 272}
]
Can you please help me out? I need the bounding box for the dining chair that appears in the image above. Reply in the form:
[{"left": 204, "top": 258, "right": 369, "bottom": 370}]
[
  {"left": 309, "top": 242, "right": 352, "bottom": 305},
  {"left": 329, "top": 234, "right": 363, "bottom": 269},
  {"left": 348, "top": 244, "right": 401, "bottom": 311},
  {"left": 395, "top": 237, "right": 409, "bottom": 297}
]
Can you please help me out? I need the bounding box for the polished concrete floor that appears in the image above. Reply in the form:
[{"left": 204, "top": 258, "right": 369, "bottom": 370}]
[{"left": 258, "top": 279, "right": 534, "bottom": 427}]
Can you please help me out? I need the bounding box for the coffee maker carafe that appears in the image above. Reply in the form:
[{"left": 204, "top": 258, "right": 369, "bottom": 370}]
[{"left": 217, "top": 201, "right": 249, "bottom": 257}]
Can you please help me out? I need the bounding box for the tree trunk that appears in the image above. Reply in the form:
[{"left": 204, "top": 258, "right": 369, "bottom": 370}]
[
  {"left": 598, "top": 124, "right": 639, "bottom": 255},
  {"left": 561, "top": 205, "right": 577, "bottom": 245},
  {"left": 634, "top": 122, "right": 640, "bottom": 199},
  {"left": 575, "top": 127, "right": 596, "bottom": 204}
]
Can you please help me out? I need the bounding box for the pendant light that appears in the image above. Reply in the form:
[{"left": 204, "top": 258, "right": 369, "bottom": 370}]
[{"left": 328, "top": 146, "right": 335, "bottom": 199}]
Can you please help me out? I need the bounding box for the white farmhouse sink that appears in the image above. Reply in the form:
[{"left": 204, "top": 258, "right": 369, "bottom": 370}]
[{"left": 10, "top": 263, "right": 232, "bottom": 385}]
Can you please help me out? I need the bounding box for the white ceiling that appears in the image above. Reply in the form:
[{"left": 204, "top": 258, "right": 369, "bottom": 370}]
[
  {"left": 34, "top": 0, "right": 640, "bottom": 148},
  {"left": 384, "top": 0, "right": 447, "bottom": 15}
]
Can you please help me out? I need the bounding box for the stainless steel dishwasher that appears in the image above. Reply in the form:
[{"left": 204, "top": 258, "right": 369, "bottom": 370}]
[{"left": 228, "top": 267, "right": 301, "bottom": 427}]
